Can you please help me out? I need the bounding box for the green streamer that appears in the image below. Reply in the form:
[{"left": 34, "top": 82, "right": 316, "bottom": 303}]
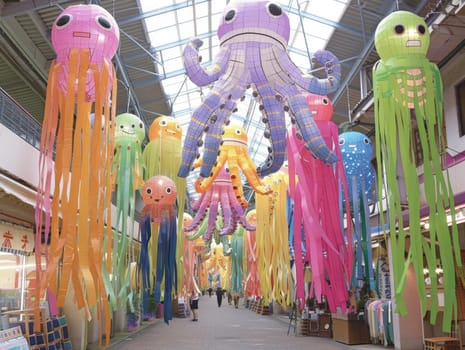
[{"left": 373, "top": 11, "right": 461, "bottom": 332}]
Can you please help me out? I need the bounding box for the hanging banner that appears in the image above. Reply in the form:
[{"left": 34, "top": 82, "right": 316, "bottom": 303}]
[{"left": 0, "top": 223, "right": 33, "bottom": 256}]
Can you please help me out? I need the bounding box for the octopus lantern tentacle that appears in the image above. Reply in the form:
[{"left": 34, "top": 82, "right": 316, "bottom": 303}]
[
  {"left": 231, "top": 226, "right": 245, "bottom": 295},
  {"left": 187, "top": 168, "right": 255, "bottom": 240},
  {"left": 253, "top": 82, "right": 287, "bottom": 177},
  {"left": 182, "top": 213, "right": 195, "bottom": 296},
  {"left": 244, "top": 210, "right": 261, "bottom": 300},
  {"left": 183, "top": 38, "right": 230, "bottom": 86},
  {"left": 178, "top": 0, "right": 341, "bottom": 179},
  {"left": 199, "top": 81, "right": 247, "bottom": 178}
]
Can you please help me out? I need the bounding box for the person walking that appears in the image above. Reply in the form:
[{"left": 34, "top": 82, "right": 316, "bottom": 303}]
[
  {"left": 216, "top": 286, "right": 223, "bottom": 307},
  {"left": 233, "top": 293, "right": 240, "bottom": 309},
  {"left": 190, "top": 291, "right": 199, "bottom": 321}
]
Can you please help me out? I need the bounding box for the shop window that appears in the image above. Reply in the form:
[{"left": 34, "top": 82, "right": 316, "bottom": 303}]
[
  {"left": 457, "top": 79, "right": 465, "bottom": 137},
  {"left": 0, "top": 224, "right": 43, "bottom": 313},
  {"left": 0, "top": 252, "right": 46, "bottom": 312}
]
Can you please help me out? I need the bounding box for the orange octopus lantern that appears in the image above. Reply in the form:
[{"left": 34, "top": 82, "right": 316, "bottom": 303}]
[
  {"left": 140, "top": 175, "right": 177, "bottom": 324},
  {"left": 143, "top": 116, "right": 186, "bottom": 298},
  {"left": 34, "top": 4, "right": 119, "bottom": 338},
  {"left": 141, "top": 176, "right": 177, "bottom": 222}
]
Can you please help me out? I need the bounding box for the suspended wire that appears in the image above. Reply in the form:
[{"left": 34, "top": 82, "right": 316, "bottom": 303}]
[
  {"left": 192, "top": 0, "right": 198, "bottom": 37},
  {"left": 169, "top": 75, "right": 189, "bottom": 115},
  {"left": 296, "top": 0, "right": 314, "bottom": 70},
  {"left": 189, "top": 0, "right": 205, "bottom": 105},
  {"left": 346, "top": 83, "right": 352, "bottom": 124}
]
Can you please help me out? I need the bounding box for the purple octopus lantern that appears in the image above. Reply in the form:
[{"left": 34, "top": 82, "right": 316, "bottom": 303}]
[{"left": 178, "top": 0, "right": 341, "bottom": 179}]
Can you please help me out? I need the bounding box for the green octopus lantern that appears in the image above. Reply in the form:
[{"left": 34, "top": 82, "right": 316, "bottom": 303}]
[{"left": 373, "top": 10, "right": 461, "bottom": 332}]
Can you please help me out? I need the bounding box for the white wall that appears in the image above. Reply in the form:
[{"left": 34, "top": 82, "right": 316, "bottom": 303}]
[
  {"left": 0, "top": 125, "right": 44, "bottom": 189},
  {"left": 443, "top": 53, "right": 465, "bottom": 156},
  {"left": 441, "top": 53, "right": 465, "bottom": 196}
]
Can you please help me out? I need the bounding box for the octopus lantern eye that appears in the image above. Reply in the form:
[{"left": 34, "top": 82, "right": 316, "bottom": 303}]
[
  {"left": 394, "top": 24, "right": 405, "bottom": 34},
  {"left": 55, "top": 14, "right": 72, "bottom": 29},
  {"left": 165, "top": 187, "right": 172, "bottom": 194},
  {"left": 146, "top": 187, "right": 152, "bottom": 195},
  {"left": 417, "top": 25, "right": 426, "bottom": 35},
  {"left": 159, "top": 119, "right": 168, "bottom": 126},
  {"left": 339, "top": 138, "right": 346, "bottom": 146},
  {"left": 224, "top": 9, "right": 236, "bottom": 23},
  {"left": 139, "top": 123, "right": 143, "bottom": 129},
  {"left": 235, "top": 129, "right": 242, "bottom": 135},
  {"left": 267, "top": 3, "right": 283, "bottom": 17},
  {"left": 322, "top": 98, "right": 329, "bottom": 105},
  {"left": 363, "top": 137, "right": 370, "bottom": 144},
  {"left": 131, "top": 124, "right": 135, "bottom": 129},
  {"left": 97, "top": 16, "right": 112, "bottom": 30},
  {"left": 119, "top": 124, "right": 124, "bottom": 129}
]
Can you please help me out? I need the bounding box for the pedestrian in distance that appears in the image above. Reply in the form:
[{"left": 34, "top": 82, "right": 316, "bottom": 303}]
[
  {"left": 216, "top": 286, "right": 223, "bottom": 307},
  {"left": 190, "top": 290, "right": 199, "bottom": 321}
]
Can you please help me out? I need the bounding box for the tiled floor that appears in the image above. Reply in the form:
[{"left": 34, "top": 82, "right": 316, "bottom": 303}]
[{"left": 89, "top": 295, "right": 390, "bottom": 350}]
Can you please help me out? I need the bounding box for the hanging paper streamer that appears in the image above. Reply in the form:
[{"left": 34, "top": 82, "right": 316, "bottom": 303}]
[
  {"left": 141, "top": 176, "right": 178, "bottom": 324},
  {"left": 339, "top": 131, "right": 375, "bottom": 303},
  {"left": 373, "top": 10, "right": 461, "bottom": 331},
  {"left": 139, "top": 215, "right": 153, "bottom": 320},
  {"left": 204, "top": 242, "right": 230, "bottom": 290},
  {"left": 185, "top": 219, "right": 209, "bottom": 290},
  {"left": 231, "top": 226, "right": 245, "bottom": 296},
  {"left": 142, "top": 116, "right": 186, "bottom": 302},
  {"left": 255, "top": 171, "right": 292, "bottom": 307},
  {"left": 182, "top": 213, "right": 196, "bottom": 296},
  {"left": 178, "top": 0, "right": 341, "bottom": 179},
  {"left": 112, "top": 112, "right": 146, "bottom": 311},
  {"left": 195, "top": 124, "right": 271, "bottom": 204},
  {"left": 186, "top": 168, "right": 256, "bottom": 238},
  {"left": 287, "top": 94, "right": 352, "bottom": 313},
  {"left": 244, "top": 209, "right": 261, "bottom": 300},
  {"left": 34, "top": 4, "right": 119, "bottom": 341}
]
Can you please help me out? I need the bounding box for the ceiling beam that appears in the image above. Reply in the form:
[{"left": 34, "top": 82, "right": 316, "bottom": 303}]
[
  {"left": 331, "top": 0, "right": 431, "bottom": 108},
  {"left": 0, "top": 17, "right": 49, "bottom": 84},
  {"left": 0, "top": 0, "right": 70, "bottom": 17}
]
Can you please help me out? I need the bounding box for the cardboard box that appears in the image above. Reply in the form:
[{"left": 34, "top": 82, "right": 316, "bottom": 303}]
[{"left": 332, "top": 314, "right": 371, "bottom": 345}]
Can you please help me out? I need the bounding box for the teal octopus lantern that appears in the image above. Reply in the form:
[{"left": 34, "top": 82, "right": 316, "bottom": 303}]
[{"left": 373, "top": 10, "right": 461, "bottom": 331}]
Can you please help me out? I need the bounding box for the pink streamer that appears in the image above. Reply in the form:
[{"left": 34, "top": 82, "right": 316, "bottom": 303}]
[{"left": 286, "top": 94, "right": 352, "bottom": 313}]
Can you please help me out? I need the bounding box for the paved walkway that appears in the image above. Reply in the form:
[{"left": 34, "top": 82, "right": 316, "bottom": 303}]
[{"left": 101, "top": 295, "right": 386, "bottom": 350}]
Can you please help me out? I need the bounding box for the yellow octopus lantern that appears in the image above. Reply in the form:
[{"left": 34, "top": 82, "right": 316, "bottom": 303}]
[{"left": 195, "top": 124, "right": 271, "bottom": 207}]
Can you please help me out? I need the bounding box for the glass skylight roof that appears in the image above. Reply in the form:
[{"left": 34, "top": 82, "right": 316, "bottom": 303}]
[{"left": 138, "top": 0, "right": 349, "bottom": 201}]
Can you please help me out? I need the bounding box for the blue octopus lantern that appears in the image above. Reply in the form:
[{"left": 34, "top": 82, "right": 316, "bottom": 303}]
[
  {"left": 339, "top": 131, "right": 375, "bottom": 203},
  {"left": 178, "top": 0, "right": 341, "bottom": 179},
  {"left": 339, "top": 131, "right": 376, "bottom": 298}
]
